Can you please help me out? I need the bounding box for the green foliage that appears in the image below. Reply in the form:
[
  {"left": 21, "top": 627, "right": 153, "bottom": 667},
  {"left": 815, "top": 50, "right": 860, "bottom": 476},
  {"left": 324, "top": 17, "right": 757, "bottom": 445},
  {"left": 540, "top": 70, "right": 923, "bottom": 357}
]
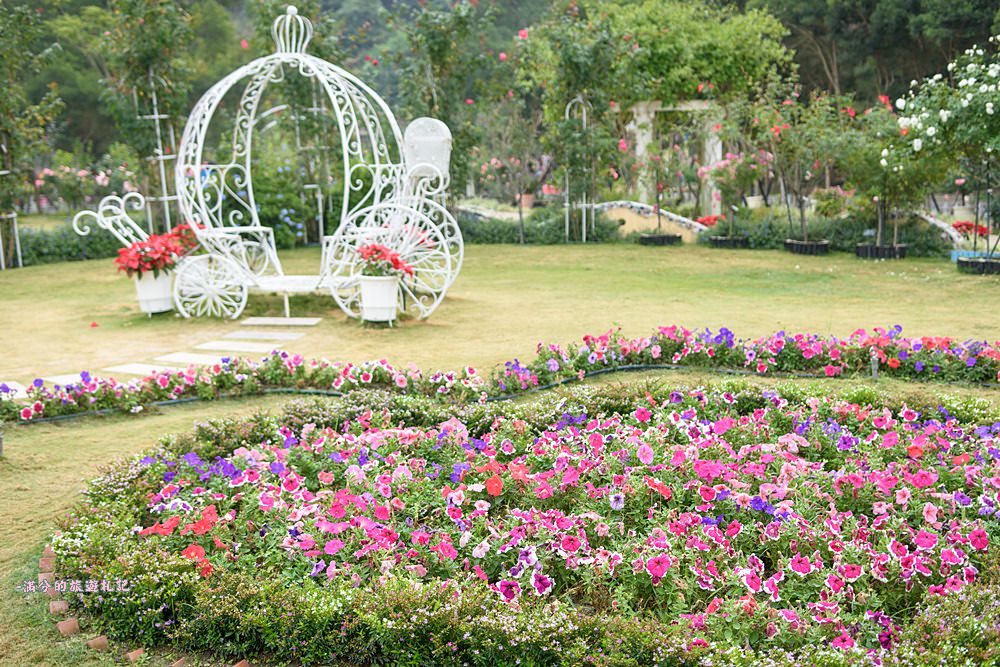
[
  {"left": 458, "top": 208, "right": 622, "bottom": 244},
  {"left": 18, "top": 222, "right": 122, "bottom": 266},
  {"left": 699, "top": 206, "right": 951, "bottom": 256},
  {"left": 0, "top": 4, "right": 64, "bottom": 263},
  {"left": 607, "top": 0, "right": 794, "bottom": 104},
  {"left": 527, "top": 1, "right": 635, "bottom": 206},
  {"left": 747, "top": 0, "right": 1000, "bottom": 101},
  {"left": 101, "top": 0, "right": 193, "bottom": 157},
  {"left": 391, "top": 1, "right": 495, "bottom": 193}
]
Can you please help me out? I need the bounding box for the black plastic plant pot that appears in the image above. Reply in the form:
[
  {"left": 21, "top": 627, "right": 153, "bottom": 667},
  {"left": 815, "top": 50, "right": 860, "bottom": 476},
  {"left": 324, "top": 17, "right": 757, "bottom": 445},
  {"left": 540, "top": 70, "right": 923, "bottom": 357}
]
[
  {"left": 639, "top": 233, "right": 682, "bottom": 246},
  {"left": 957, "top": 256, "right": 1000, "bottom": 275},
  {"left": 784, "top": 239, "right": 830, "bottom": 256},
  {"left": 855, "top": 244, "right": 909, "bottom": 260},
  {"left": 708, "top": 236, "right": 750, "bottom": 249}
]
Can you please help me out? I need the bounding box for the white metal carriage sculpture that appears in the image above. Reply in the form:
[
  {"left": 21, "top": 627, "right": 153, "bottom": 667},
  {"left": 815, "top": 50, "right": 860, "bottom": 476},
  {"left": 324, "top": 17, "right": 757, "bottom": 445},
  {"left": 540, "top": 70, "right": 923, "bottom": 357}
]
[{"left": 167, "top": 5, "right": 462, "bottom": 320}]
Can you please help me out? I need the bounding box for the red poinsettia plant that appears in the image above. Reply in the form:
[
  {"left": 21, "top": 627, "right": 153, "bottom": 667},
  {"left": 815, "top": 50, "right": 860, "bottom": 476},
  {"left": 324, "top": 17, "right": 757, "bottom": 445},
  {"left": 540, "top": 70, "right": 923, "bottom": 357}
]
[
  {"left": 169, "top": 222, "right": 202, "bottom": 252},
  {"left": 114, "top": 233, "right": 185, "bottom": 279},
  {"left": 357, "top": 243, "right": 414, "bottom": 278}
]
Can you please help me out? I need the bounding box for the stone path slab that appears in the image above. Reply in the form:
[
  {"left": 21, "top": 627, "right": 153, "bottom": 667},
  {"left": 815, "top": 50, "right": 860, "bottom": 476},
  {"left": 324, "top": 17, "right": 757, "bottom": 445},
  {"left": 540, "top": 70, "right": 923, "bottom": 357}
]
[
  {"left": 242, "top": 316, "right": 321, "bottom": 327},
  {"left": 155, "top": 352, "right": 229, "bottom": 366},
  {"left": 196, "top": 340, "right": 279, "bottom": 353},
  {"left": 0, "top": 381, "right": 27, "bottom": 399},
  {"left": 44, "top": 373, "right": 88, "bottom": 386},
  {"left": 223, "top": 330, "right": 304, "bottom": 341},
  {"left": 102, "top": 363, "right": 180, "bottom": 376}
]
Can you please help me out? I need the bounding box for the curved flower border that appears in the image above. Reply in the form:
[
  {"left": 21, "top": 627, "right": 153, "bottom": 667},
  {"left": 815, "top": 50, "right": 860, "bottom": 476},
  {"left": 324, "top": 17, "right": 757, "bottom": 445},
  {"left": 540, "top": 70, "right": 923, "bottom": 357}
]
[{"left": 1, "top": 324, "right": 998, "bottom": 424}]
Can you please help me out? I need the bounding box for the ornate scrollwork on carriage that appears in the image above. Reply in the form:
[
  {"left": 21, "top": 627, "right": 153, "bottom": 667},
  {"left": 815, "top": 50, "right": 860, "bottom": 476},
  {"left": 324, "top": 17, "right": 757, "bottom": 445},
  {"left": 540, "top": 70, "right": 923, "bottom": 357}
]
[{"left": 161, "top": 5, "right": 463, "bottom": 321}]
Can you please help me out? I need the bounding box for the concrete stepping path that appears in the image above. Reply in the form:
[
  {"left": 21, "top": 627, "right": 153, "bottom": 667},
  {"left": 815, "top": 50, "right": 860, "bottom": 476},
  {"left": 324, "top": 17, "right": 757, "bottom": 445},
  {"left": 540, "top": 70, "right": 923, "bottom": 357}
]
[
  {"left": 242, "top": 316, "right": 321, "bottom": 326},
  {"left": 43, "top": 373, "right": 88, "bottom": 386},
  {"left": 0, "top": 380, "right": 27, "bottom": 399},
  {"left": 224, "top": 330, "right": 304, "bottom": 341}
]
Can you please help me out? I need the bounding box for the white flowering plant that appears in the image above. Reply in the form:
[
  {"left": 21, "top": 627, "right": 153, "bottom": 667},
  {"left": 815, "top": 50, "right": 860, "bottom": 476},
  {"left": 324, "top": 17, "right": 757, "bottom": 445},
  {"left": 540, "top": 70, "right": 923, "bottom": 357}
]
[{"left": 895, "top": 35, "right": 1000, "bottom": 163}]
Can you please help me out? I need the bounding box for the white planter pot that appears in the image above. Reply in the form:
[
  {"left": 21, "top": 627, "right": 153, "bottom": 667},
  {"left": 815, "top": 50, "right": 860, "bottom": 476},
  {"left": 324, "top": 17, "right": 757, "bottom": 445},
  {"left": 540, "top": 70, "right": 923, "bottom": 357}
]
[
  {"left": 359, "top": 275, "right": 399, "bottom": 322},
  {"left": 134, "top": 272, "right": 173, "bottom": 314},
  {"left": 745, "top": 195, "right": 765, "bottom": 210}
]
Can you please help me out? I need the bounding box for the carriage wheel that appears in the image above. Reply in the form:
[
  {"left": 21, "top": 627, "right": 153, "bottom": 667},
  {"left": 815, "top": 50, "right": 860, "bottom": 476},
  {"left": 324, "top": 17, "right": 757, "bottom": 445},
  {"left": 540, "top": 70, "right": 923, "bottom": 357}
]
[
  {"left": 325, "top": 201, "right": 457, "bottom": 320},
  {"left": 173, "top": 254, "right": 249, "bottom": 319},
  {"left": 242, "top": 239, "right": 271, "bottom": 276}
]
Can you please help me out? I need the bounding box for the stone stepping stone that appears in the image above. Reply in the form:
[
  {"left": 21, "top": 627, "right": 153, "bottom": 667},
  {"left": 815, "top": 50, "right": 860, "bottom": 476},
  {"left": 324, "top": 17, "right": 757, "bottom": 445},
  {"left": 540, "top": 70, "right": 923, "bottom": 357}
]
[
  {"left": 155, "top": 352, "right": 228, "bottom": 366},
  {"left": 0, "top": 381, "right": 27, "bottom": 399},
  {"left": 56, "top": 618, "right": 80, "bottom": 636},
  {"left": 103, "top": 363, "right": 179, "bottom": 376},
  {"left": 242, "top": 316, "right": 321, "bottom": 326},
  {"left": 86, "top": 635, "right": 109, "bottom": 652},
  {"left": 224, "top": 330, "right": 304, "bottom": 341},
  {"left": 43, "top": 373, "right": 87, "bottom": 387},
  {"left": 196, "top": 341, "right": 279, "bottom": 353}
]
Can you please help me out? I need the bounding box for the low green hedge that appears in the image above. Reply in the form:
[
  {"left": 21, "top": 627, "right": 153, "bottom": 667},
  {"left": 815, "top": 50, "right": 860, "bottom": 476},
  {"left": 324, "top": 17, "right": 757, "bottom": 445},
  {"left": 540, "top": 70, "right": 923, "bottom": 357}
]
[
  {"left": 699, "top": 208, "right": 952, "bottom": 257},
  {"left": 15, "top": 222, "right": 121, "bottom": 266},
  {"left": 458, "top": 207, "right": 622, "bottom": 244}
]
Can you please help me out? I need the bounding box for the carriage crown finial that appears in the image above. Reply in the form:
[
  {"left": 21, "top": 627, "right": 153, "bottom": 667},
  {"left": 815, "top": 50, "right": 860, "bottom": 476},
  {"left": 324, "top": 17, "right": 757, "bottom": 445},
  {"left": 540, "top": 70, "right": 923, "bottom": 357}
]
[{"left": 272, "top": 5, "right": 312, "bottom": 54}]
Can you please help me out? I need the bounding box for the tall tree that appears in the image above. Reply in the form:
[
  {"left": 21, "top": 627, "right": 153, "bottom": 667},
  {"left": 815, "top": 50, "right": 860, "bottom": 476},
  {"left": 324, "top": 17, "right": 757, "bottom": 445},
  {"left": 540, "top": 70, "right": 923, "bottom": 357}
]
[{"left": 0, "top": 4, "right": 64, "bottom": 264}]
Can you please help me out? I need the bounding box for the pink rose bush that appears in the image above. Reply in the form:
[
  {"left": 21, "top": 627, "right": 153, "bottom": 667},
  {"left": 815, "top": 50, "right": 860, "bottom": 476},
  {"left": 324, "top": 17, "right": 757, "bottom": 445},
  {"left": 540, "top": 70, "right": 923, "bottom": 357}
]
[
  {"left": 50, "top": 383, "right": 1000, "bottom": 665},
  {"left": 4, "top": 325, "right": 998, "bottom": 424}
]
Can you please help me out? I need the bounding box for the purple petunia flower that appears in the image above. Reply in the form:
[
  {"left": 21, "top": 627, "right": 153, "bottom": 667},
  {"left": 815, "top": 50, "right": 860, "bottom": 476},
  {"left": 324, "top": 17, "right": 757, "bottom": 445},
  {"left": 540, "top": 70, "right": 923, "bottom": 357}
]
[{"left": 609, "top": 493, "right": 625, "bottom": 510}]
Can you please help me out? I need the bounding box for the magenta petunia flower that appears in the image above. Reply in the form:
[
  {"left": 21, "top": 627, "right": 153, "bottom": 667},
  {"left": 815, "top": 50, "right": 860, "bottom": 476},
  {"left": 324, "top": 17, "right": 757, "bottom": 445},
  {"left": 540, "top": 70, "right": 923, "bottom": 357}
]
[{"left": 497, "top": 579, "right": 521, "bottom": 602}]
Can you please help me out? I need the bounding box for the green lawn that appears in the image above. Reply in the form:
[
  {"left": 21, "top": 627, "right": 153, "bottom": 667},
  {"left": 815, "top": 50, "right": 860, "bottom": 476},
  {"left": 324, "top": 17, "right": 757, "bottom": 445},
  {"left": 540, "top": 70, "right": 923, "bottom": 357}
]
[
  {"left": 1, "top": 244, "right": 997, "bottom": 383},
  {"left": 1, "top": 244, "right": 999, "bottom": 666}
]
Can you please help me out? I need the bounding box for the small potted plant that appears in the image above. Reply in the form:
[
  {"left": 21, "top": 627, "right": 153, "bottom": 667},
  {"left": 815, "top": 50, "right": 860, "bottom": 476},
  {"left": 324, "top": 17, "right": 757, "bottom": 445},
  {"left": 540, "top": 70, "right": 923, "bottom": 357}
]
[
  {"left": 356, "top": 243, "right": 414, "bottom": 324},
  {"left": 115, "top": 232, "right": 184, "bottom": 315}
]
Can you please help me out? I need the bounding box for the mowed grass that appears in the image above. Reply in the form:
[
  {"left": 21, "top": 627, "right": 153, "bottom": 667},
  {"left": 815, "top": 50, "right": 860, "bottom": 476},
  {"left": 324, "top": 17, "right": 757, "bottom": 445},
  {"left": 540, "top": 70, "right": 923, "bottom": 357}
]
[
  {"left": 1, "top": 244, "right": 999, "bottom": 665},
  {"left": 1, "top": 244, "right": 998, "bottom": 383}
]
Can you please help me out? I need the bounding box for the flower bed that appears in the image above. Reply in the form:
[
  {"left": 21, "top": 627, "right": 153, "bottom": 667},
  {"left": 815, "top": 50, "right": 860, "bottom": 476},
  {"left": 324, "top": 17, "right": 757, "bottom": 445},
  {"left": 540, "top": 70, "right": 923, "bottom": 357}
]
[
  {"left": 2, "top": 325, "right": 999, "bottom": 423},
  {"left": 49, "top": 384, "right": 1000, "bottom": 665}
]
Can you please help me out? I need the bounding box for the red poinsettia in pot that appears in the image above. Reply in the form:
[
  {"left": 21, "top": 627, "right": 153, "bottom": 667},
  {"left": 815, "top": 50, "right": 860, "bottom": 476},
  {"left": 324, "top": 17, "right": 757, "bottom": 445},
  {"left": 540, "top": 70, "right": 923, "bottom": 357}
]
[
  {"left": 114, "top": 232, "right": 185, "bottom": 315},
  {"left": 355, "top": 243, "right": 414, "bottom": 324}
]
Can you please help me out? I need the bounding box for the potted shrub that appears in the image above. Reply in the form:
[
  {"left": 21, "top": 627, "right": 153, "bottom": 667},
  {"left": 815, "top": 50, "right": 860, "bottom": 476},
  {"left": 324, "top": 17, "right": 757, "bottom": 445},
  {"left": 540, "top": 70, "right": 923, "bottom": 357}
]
[
  {"left": 638, "top": 153, "right": 682, "bottom": 246},
  {"left": 698, "top": 153, "right": 757, "bottom": 248},
  {"left": 764, "top": 93, "right": 836, "bottom": 256},
  {"left": 356, "top": 243, "right": 414, "bottom": 324},
  {"left": 114, "top": 232, "right": 184, "bottom": 314}
]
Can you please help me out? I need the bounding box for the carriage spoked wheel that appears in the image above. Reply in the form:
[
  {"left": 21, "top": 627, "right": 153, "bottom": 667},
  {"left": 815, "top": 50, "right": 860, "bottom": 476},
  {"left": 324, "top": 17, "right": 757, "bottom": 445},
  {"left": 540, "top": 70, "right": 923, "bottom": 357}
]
[
  {"left": 173, "top": 254, "right": 249, "bottom": 319},
  {"left": 326, "top": 202, "right": 456, "bottom": 320}
]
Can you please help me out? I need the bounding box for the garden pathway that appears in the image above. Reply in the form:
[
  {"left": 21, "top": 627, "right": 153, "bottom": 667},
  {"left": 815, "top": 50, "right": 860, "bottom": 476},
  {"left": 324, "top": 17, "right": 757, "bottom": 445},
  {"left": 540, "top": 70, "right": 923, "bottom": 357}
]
[{"left": 0, "top": 317, "right": 322, "bottom": 395}]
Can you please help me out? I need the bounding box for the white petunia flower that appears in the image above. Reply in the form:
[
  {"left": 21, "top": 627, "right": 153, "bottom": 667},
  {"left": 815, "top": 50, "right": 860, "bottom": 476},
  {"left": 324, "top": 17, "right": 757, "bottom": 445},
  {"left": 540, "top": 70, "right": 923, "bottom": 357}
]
[
  {"left": 896, "top": 98, "right": 906, "bottom": 110},
  {"left": 913, "top": 138, "right": 923, "bottom": 152}
]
